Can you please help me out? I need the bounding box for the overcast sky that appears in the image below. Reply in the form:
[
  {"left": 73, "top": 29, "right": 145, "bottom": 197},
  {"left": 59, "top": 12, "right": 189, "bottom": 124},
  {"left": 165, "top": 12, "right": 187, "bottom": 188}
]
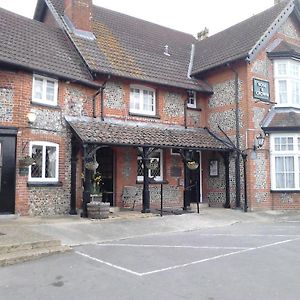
[{"left": 0, "top": 0, "right": 275, "bottom": 36}]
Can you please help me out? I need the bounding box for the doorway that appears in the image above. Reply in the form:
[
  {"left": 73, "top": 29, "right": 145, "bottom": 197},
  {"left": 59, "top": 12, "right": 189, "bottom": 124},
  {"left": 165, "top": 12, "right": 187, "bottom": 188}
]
[
  {"left": 189, "top": 151, "right": 202, "bottom": 203},
  {"left": 0, "top": 135, "right": 16, "bottom": 214},
  {"left": 96, "top": 147, "right": 114, "bottom": 206}
]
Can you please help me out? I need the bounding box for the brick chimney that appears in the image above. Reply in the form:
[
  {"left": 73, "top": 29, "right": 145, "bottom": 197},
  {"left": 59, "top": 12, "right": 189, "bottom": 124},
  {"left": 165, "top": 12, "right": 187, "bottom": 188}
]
[{"left": 64, "top": 0, "right": 93, "bottom": 32}]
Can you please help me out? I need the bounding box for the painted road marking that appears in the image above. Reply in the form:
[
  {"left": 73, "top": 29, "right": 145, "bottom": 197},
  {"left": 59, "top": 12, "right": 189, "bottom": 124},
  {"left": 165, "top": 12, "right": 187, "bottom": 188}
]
[
  {"left": 96, "top": 244, "right": 249, "bottom": 250},
  {"left": 76, "top": 237, "right": 300, "bottom": 277}
]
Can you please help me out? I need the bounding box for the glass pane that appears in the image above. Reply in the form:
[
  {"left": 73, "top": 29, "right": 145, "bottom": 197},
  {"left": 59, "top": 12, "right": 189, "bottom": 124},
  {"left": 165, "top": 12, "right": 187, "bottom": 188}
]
[
  {"left": 137, "top": 157, "right": 143, "bottom": 177},
  {"left": 130, "top": 88, "right": 140, "bottom": 110},
  {"left": 278, "top": 63, "right": 287, "bottom": 75},
  {"left": 278, "top": 80, "right": 287, "bottom": 104},
  {"left": 275, "top": 157, "right": 284, "bottom": 172},
  {"left": 298, "top": 138, "right": 300, "bottom": 151},
  {"left": 291, "top": 63, "right": 299, "bottom": 77},
  {"left": 286, "top": 173, "right": 295, "bottom": 188},
  {"left": 285, "top": 157, "right": 294, "bottom": 172},
  {"left": 143, "top": 90, "right": 154, "bottom": 112},
  {"left": 31, "top": 146, "right": 43, "bottom": 178},
  {"left": 34, "top": 78, "right": 43, "bottom": 100},
  {"left": 276, "top": 173, "right": 284, "bottom": 189},
  {"left": 45, "top": 146, "right": 57, "bottom": 178},
  {"left": 291, "top": 80, "right": 300, "bottom": 105},
  {"left": 274, "top": 137, "right": 280, "bottom": 151},
  {"left": 287, "top": 137, "right": 294, "bottom": 151},
  {"left": 46, "top": 80, "right": 55, "bottom": 102},
  {"left": 0, "top": 143, "right": 2, "bottom": 192}
]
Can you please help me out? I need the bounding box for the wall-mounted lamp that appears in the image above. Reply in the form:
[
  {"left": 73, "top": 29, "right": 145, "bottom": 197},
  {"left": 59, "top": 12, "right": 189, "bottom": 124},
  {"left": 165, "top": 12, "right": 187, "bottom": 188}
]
[
  {"left": 253, "top": 133, "right": 265, "bottom": 151},
  {"left": 27, "top": 112, "right": 37, "bottom": 124}
]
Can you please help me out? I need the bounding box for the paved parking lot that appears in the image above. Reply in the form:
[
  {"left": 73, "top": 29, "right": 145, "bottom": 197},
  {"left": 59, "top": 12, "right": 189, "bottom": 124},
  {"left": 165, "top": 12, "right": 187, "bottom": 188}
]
[{"left": 1, "top": 219, "right": 300, "bottom": 300}]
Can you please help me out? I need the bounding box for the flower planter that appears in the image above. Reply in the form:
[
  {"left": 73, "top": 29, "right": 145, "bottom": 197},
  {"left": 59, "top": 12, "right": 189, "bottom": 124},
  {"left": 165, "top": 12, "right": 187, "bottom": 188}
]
[{"left": 87, "top": 195, "right": 110, "bottom": 219}]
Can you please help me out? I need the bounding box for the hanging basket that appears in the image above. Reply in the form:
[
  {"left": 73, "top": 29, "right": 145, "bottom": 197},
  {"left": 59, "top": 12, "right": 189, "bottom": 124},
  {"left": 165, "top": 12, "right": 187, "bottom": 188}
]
[
  {"left": 186, "top": 160, "right": 199, "bottom": 170},
  {"left": 19, "top": 156, "right": 35, "bottom": 167},
  {"left": 85, "top": 161, "right": 99, "bottom": 171}
]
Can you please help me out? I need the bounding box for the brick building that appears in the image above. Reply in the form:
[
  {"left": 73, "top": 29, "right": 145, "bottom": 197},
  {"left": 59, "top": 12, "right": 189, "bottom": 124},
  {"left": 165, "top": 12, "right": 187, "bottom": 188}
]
[{"left": 0, "top": 0, "right": 299, "bottom": 216}]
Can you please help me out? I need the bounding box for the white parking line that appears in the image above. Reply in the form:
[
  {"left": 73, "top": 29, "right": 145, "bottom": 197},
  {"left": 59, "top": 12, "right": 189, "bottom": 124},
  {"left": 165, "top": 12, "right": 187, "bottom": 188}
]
[
  {"left": 97, "top": 244, "right": 249, "bottom": 250},
  {"left": 75, "top": 251, "right": 142, "bottom": 276},
  {"left": 76, "top": 237, "right": 300, "bottom": 277}
]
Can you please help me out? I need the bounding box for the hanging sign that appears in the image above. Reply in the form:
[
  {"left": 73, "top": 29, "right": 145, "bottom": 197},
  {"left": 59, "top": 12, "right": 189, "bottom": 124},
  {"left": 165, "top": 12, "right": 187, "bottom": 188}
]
[{"left": 253, "top": 78, "right": 270, "bottom": 102}]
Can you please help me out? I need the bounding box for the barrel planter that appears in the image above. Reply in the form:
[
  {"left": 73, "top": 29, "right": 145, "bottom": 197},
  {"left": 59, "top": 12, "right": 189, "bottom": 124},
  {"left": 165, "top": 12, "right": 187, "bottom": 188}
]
[{"left": 87, "top": 195, "right": 110, "bottom": 219}]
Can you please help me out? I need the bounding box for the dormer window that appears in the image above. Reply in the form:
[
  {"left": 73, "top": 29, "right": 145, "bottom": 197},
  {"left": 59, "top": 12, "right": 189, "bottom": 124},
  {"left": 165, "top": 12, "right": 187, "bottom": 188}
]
[
  {"left": 274, "top": 60, "right": 300, "bottom": 108},
  {"left": 187, "top": 90, "right": 196, "bottom": 108},
  {"left": 130, "top": 85, "right": 156, "bottom": 116},
  {"left": 32, "top": 75, "right": 58, "bottom": 106}
]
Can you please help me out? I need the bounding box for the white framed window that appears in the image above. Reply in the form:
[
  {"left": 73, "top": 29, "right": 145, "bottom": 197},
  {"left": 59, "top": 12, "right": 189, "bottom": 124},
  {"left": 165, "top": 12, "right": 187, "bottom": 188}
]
[
  {"left": 130, "top": 85, "right": 156, "bottom": 116},
  {"left": 32, "top": 74, "right": 58, "bottom": 106},
  {"left": 29, "top": 142, "right": 59, "bottom": 182},
  {"left": 274, "top": 60, "right": 300, "bottom": 107},
  {"left": 187, "top": 90, "right": 197, "bottom": 108},
  {"left": 137, "top": 149, "right": 163, "bottom": 181},
  {"left": 270, "top": 134, "right": 300, "bottom": 190}
]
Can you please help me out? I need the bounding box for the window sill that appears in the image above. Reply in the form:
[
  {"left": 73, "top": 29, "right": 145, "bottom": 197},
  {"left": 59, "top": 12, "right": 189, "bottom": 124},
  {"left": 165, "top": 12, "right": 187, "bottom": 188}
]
[
  {"left": 31, "top": 101, "right": 60, "bottom": 110},
  {"left": 129, "top": 112, "right": 160, "bottom": 119},
  {"left": 27, "top": 181, "right": 63, "bottom": 188},
  {"left": 136, "top": 180, "right": 169, "bottom": 185},
  {"left": 187, "top": 107, "right": 202, "bottom": 111},
  {"left": 270, "top": 190, "right": 300, "bottom": 193}
]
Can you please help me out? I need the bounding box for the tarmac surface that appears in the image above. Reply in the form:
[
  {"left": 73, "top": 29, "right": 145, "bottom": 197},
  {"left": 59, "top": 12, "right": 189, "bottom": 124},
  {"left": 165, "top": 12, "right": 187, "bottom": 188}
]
[
  {"left": 1, "top": 208, "right": 300, "bottom": 300},
  {"left": 1, "top": 207, "right": 299, "bottom": 247}
]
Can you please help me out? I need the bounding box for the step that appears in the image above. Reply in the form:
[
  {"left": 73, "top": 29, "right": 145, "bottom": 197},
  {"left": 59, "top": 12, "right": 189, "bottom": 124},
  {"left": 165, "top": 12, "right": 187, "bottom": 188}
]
[
  {"left": 0, "top": 239, "right": 61, "bottom": 255},
  {"left": 0, "top": 245, "right": 71, "bottom": 267}
]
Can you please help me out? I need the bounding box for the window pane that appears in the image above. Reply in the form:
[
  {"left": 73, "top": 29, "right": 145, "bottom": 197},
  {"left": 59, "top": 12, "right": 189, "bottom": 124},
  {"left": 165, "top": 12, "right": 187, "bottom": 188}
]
[
  {"left": 291, "top": 63, "right": 299, "bottom": 77},
  {"left": 45, "top": 146, "right": 57, "bottom": 178},
  {"left": 275, "top": 156, "right": 295, "bottom": 189},
  {"left": 274, "top": 137, "right": 281, "bottom": 151},
  {"left": 130, "top": 88, "right": 140, "bottom": 110},
  {"left": 278, "top": 80, "right": 288, "bottom": 104},
  {"left": 298, "top": 138, "right": 300, "bottom": 151},
  {"left": 46, "top": 80, "right": 55, "bottom": 102},
  {"left": 143, "top": 90, "right": 154, "bottom": 112},
  {"left": 0, "top": 143, "right": 2, "bottom": 192},
  {"left": 277, "top": 63, "right": 287, "bottom": 75},
  {"left": 34, "top": 78, "right": 43, "bottom": 100},
  {"left": 291, "top": 80, "right": 300, "bottom": 105},
  {"left": 31, "top": 146, "right": 43, "bottom": 178},
  {"left": 137, "top": 157, "right": 143, "bottom": 177},
  {"left": 287, "top": 137, "right": 294, "bottom": 151}
]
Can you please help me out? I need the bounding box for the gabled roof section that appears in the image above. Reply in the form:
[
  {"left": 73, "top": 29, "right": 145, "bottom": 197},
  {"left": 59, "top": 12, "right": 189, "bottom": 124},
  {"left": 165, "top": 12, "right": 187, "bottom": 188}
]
[
  {"left": 37, "top": 0, "right": 212, "bottom": 92},
  {"left": 0, "top": 7, "right": 97, "bottom": 88},
  {"left": 268, "top": 40, "right": 300, "bottom": 59},
  {"left": 191, "top": 0, "right": 294, "bottom": 76}
]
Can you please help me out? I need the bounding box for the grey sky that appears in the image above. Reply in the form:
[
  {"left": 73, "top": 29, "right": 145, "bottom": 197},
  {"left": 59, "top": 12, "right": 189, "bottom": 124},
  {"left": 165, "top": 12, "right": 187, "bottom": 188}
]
[{"left": 0, "top": 0, "right": 275, "bottom": 36}]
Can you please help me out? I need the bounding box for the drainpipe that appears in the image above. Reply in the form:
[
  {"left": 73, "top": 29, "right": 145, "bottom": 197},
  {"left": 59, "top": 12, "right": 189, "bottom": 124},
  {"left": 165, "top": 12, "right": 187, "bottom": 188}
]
[
  {"left": 228, "top": 64, "right": 241, "bottom": 208},
  {"left": 92, "top": 76, "right": 110, "bottom": 120}
]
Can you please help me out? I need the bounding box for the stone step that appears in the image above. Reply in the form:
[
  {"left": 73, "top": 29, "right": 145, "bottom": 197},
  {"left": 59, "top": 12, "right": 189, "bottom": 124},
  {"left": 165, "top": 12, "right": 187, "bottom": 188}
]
[
  {"left": 0, "top": 245, "right": 71, "bottom": 267},
  {"left": 0, "top": 239, "right": 61, "bottom": 255}
]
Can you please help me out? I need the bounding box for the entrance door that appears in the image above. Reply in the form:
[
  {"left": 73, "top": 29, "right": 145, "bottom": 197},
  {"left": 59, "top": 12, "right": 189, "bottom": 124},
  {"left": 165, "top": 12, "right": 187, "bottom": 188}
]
[
  {"left": 0, "top": 135, "right": 16, "bottom": 214},
  {"left": 189, "top": 152, "right": 201, "bottom": 203},
  {"left": 96, "top": 147, "right": 114, "bottom": 206}
]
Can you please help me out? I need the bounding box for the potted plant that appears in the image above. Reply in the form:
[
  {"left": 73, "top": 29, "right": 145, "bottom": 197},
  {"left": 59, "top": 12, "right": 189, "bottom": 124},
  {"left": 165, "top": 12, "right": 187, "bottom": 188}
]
[{"left": 87, "top": 172, "right": 110, "bottom": 219}]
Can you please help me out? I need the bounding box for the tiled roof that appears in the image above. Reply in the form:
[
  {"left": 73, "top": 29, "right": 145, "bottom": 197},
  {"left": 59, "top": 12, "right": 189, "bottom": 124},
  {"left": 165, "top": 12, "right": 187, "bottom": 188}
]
[
  {"left": 262, "top": 108, "right": 300, "bottom": 130},
  {"left": 0, "top": 7, "right": 96, "bottom": 87},
  {"left": 191, "top": 0, "right": 291, "bottom": 75},
  {"left": 268, "top": 40, "right": 300, "bottom": 59},
  {"left": 44, "top": 0, "right": 212, "bottom": 92},
  {"left": 67, "top": 118, "right": 228, "bottom": 150}
]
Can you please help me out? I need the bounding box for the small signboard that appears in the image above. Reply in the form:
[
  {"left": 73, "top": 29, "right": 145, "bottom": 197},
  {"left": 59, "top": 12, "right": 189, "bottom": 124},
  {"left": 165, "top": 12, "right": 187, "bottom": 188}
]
[{"left": 253, "top": 78, "right": 270, "bottom": 102}]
